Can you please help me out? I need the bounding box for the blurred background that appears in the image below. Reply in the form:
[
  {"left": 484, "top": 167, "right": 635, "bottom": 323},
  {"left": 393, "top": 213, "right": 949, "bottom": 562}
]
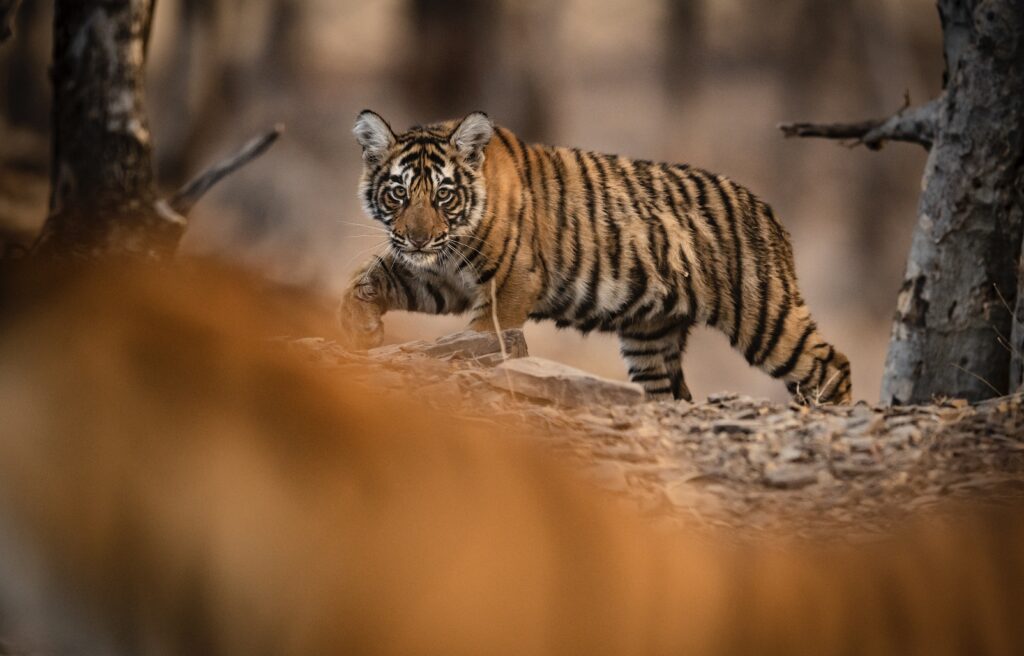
[{"left": 0, "top": 0, "right": 942, "bottom": 402}]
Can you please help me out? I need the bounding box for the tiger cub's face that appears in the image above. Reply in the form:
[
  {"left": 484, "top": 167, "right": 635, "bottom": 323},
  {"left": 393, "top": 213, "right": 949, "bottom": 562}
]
[{"left": 353, "top": 110, "right": 493, "bottom": 269}]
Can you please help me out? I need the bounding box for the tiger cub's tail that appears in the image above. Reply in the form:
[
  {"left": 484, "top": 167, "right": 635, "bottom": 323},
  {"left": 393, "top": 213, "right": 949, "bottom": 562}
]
[{"left": 754, "top": 301, "right": 852, "bottom": 404}]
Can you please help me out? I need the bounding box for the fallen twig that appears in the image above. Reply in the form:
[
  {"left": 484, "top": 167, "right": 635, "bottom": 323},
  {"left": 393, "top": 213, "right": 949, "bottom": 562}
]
[
  {"left": 490, "top": 279, "right": 508, "bottom": 361},
  {"left": 490, "top": 279, "right": 517, "bottom": 402}
]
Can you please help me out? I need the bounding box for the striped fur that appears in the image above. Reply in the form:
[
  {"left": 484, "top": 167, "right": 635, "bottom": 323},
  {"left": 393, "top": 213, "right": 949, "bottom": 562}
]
[{"left": 343, "top": 111, "right": 852, "bottom": 404}]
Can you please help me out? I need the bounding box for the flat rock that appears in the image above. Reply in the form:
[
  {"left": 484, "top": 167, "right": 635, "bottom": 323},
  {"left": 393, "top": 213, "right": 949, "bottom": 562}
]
[
  {"left": 420, "top": 329, "right": 528, "bottom": 360},
  {"left": 489, "top": 356, "right": 645, "bottom": 407}
]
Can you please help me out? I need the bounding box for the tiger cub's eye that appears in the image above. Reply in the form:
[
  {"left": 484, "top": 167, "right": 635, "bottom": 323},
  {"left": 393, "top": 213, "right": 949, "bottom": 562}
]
[
  {"left": 435, "top": 187, "right": 452, "bottom": 203},
  {"left": 386, "top": 186, "right": 407, "bottom": 207}
]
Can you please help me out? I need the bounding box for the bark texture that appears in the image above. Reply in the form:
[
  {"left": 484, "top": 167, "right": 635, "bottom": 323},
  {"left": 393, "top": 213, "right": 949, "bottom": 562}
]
[
  {"left": 1012, "top": 241, "right": 1024, "bottom": 393},
  {"left": 880, "top": 0, "right": 1024, "bottom": 404},
  {"left": 35, "top": 0, "right": 183, "bottom": 256}
]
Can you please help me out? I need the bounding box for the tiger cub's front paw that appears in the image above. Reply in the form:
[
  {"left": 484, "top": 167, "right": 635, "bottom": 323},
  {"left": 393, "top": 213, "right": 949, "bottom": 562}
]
[{"left": 337, "top": 283, "right": 385, "bottom": 351}]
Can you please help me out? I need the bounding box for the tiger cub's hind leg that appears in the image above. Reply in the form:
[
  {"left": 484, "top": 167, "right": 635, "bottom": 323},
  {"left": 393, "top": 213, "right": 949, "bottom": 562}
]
[
  {"left": 663, "top": 321, "right": 694, "bottom": 402},
  {"left": 750, "top": 302, "right": 852, "bottom": 404},
  {"left": 619, "top": 321, "right": 691, "bottom": 401}
]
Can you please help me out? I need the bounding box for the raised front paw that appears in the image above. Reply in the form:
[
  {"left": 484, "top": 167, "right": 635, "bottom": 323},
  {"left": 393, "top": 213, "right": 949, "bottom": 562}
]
[{"left": 337, "top": 283, "right": 384, "bottom": 351}]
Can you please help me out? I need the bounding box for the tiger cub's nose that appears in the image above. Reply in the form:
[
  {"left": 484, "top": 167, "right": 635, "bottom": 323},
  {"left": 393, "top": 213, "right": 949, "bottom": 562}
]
[{"left": 407, "top": 233, "right": 431, "bottom": 249}]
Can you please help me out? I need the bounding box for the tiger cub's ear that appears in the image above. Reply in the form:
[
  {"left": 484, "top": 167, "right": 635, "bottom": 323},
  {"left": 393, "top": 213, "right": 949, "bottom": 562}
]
[
  {"left": 353, "top": 110, "right": 396, "bottom": 166},
  {"left": 451, "top": 111, "right": 494, "bottom": 169}
]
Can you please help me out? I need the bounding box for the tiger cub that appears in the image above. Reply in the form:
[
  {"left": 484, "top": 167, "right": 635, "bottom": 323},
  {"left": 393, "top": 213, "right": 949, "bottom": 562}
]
[{"left": 340, "top": 111, "right": 852, "bottom": 404}]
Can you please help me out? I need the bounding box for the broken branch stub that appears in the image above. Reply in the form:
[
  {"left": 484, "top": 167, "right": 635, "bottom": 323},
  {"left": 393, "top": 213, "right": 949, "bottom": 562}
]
[
  {"left": 169, "top": 125, "right": 285, "bottom": 216},
  {"left": 778, "top": 99, "right": 938, "bottom": 151}
]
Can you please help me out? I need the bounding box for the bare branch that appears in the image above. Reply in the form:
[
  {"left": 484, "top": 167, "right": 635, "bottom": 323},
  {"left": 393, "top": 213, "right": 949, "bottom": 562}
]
[
  {"left": 0, "top": 0, "right": 21, "bottom": 43},
  {"left": 779, "top": 97, "right": 939, "bottom": 151},
  {"left": 168, "top": 124, "right": 285, "bottom": 216}
]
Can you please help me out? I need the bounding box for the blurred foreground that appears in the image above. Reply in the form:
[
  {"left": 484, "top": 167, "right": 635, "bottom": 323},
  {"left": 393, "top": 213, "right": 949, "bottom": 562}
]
[{"left": 1, "top": 257, "right": 1023, "bottom": 654}]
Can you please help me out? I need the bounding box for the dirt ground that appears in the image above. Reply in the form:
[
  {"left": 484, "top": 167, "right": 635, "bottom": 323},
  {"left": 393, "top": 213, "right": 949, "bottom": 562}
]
[{"left": 293, "top": 331, "right": 1024, "bottom": 540}]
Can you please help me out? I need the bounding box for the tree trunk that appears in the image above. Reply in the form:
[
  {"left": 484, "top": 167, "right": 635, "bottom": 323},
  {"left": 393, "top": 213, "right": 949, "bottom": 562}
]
[
  {"left": 402, "top": 0, "right": 554, "bottom": 140},
  {"left": 880, "top": 0, "right": 1024, "bottom": 404},
  {"left": 404, "top": 0, "right": 499, "bottom": 120},
  {"left": 485, "top": 0, "right": 557, "bottom": 142},
  {"left": 1012, "top": 239, "right": 1024, "bottom": 393},
  {"left": 34, "top": 0, "right": 183, "bottom": 257},
  {"left": 662, "top": 0, "right": 704, "bottom": 98},
  {"left": 781, "top": 0, "right": 1024, "bottom": 404},
  {"left": 0, "top": 0, "right": 21, "bottom": 43},
  {"left": 0, "top": 0, "right": 50, "bottom": 139}
]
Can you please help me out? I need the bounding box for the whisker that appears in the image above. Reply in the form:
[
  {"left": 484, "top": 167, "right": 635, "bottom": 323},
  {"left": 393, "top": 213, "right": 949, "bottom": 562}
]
[
  {"left": 451, "top": 237, "right": 488, "bottom": 260},
  {"left": 378, "top": 247, "right": 398, "bottom": 276},
  {"left": 451, "top": 229, "right": 483, "bottom": 240},
  {"left": 357, "top": 249, "right": 396, "bottom": 286},
  {"left": 341, "top": 240, "right": 389, "bottom": 275},
  {"left": 360, "top": 254, "right": 386, "bottom": 282},
  {"left": 338, "top": 219, "right": 388, "bottom": 233},
  {"left": 444, "top": 242, "right": 479, "bottom": 275}
]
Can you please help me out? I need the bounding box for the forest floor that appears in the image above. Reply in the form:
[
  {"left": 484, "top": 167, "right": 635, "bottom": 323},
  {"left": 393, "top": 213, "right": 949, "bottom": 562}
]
[{"left": 293, "top": 330, "right": 1024, "bottom": 541}]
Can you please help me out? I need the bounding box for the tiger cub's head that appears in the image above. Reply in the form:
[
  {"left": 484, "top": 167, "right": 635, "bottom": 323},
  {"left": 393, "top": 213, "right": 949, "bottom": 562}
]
[{"left": 353, "top": 110, "right": 493, "bottom": 268}]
